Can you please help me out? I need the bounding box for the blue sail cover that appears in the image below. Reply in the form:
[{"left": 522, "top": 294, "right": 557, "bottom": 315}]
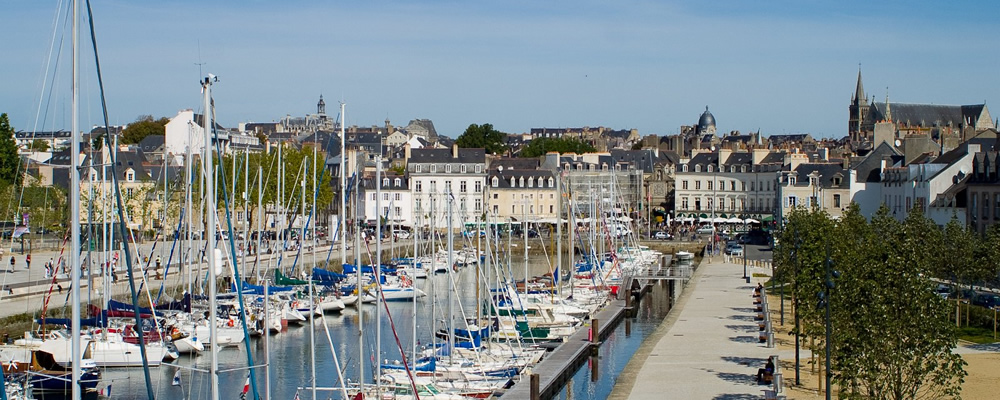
[
  {"left": 342, "top": 263, "right": 397, "bottom": 275},
  {"left": 312, "top": 268, "right": 347, "bottom": 283},
  {"left": 108, "top": 299, "right": 161, "bottom": 316},
  {"left": 233, "top": 281, "right": 294, "bottom": 295},
  {"left": 381, "top": 356, "right": 436, "bottom": 372},
  {"left": 38, "top": 315, "right": 106, "bottom": 327}
]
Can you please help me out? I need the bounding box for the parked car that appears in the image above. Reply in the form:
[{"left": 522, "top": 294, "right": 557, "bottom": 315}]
[
  {"left": 972, "top": 292, "right": 1000, "bottom": 308},
  {"left": 652, "top": 231, "right": 673, "bottom": 240},
  {"left": 696, "top": 225, "right": 715, "bottom": 234},
  {"left": 392, "top": 230, "right": 411, "bottom": 239},
  {"left": 725, "top": 242, "right": 744, "bottom": 256}
]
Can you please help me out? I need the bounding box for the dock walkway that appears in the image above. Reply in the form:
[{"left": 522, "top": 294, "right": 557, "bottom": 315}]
[
  {"left": 617, "top": 260, "right": 794, "bottom": 399},
  {"left": 503, "top": 298, "right": 627, "bottom": 399}
]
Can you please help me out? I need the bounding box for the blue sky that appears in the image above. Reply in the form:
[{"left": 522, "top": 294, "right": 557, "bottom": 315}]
[{"left": 2, "top": 0, "right": 998, "bottom": 140}]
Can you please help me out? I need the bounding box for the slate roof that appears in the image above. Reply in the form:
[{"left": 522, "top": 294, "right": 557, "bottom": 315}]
[
  {"left": 362, "top": 172, "right": 409, "bottom": 190},
  {"left": 490, "top": 157, "right": 540, "bottom": 171},
  {"left": 970, "top": 152, "right": 1000, "bottom": 184},
  {"left": 610, "top": 149, "right": 662, "bottom": 173},
  {"left": 488, "top": 169, "right": 555, "bottom": 189},
  {"left": 138, "top": 135, "right": 165, "bottom": 154},
  {"left": 869, "top": 102, "right": 986, "bottom": 127},
  {"left": 932, "top": 137, "right": 996, "bottom": 165},
  {"left": 851, "top": 142, "right": 902, "bottom": 183},
  {"left": 409, "top": 148, "right": 486, "bottom": 164},
  {"left": 723, "top": 152, "right": 753, "bottom": 166},
  {"left": 789, "top": 163, "right": 848, "bottom": 189}
]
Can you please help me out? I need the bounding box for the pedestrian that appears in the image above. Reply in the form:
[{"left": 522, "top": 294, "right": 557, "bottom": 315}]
[
  {"left": 57, "top": 284, "right": 62, "bottom": 294},
  {"left": 25, "top": 254, "right": 31, "bottom": 270},
  {"left": 155, "top": 255, "right": 161, "bottom": 271}
]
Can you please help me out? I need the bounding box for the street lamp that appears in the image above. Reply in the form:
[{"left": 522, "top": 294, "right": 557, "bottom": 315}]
[
  {"left": 818, "top": 244, "right": 840, "bottom": 400},
  {"left": 741, "top": 213, "right": 749, "bottom": 281},
  {"left": 792, "top": 231, "right": 802, "bottom": 386}
]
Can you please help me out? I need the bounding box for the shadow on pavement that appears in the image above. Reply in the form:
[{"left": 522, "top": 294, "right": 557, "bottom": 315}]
[
  {"left": 728, "top": 314, "right": 755, "bottom": 322},
  {"left": 716, "top": 371, "right": 757, "bottom": 386},
  {"left": 729, "top": 335, "right": 759, "bottom": 344},
  {"left": 721, "top": 356, "right": 766, "bottom": 367},
  {"left": 712, "top": 394, "right": 761, "bottom": 400},
  {"left": 724, "top": 324, "right": 757, "bottom": 333},
  {"left": 730, "top": 307, "right": 756, "bottom": 313}
]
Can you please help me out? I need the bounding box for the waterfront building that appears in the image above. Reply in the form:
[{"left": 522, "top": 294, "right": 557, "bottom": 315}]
[
  {"left": 485, "top": 158, "right": 557, "bottom": 223},
  {"left": 967, "top": 150, "right": 1000, "bottom": 235},
  {"left": 673, "top": 148, "right": 784, "bottom": 223},
  {"left": 408, "top": 145, "right": 486, "bottom": 230},
  {"left": 361, "top": 172, "right": 413, "bottom": 228},
  {"left": 776, "top": 163, "right": 850, "bottom": 220}
]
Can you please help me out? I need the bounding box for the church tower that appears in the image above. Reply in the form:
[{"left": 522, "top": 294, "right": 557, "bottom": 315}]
[
  {"left": 317, "top": 95, "right": 327, "bottom": 116},
  {"left": 849, "top": 67, "right": 869, "bottom": 142}
]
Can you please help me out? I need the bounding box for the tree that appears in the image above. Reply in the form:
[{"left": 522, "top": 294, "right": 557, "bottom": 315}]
[
  {"left": 455, "top": 123, "right": 507, "bottom": 155},
  {"left": 121, "top": 115, "right": 168, "bottom": 144},
  {"left": 519, "top": 137, "right": 597, "bottom": 158},
  {"left": 0, "top": 113, "right": 22, "bottom": 187},
  {"left": 28, "top": 139, "right": 49, "bottom": 152}
]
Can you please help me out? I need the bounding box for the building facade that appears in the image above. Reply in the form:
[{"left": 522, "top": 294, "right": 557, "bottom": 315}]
[{"left": 407, "top": 145, "right": 486, "bottom": 230}]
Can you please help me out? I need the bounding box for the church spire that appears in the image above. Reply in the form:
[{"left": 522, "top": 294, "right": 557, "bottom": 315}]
[
  {"left": 853, "top": 65, "right": 867, "bottom": 105},
  {"left": 884, "top": 87, "right": 892, "bottom": 123}
]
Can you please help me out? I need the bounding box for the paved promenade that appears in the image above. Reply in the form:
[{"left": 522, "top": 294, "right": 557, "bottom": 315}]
[{"left": 613, "top": 258, "right": 796, "bottom": 399}]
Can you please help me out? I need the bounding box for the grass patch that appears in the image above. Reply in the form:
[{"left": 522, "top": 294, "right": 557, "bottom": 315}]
[{"left": 958, "top": 326, "right": 998, "bottom": 344}]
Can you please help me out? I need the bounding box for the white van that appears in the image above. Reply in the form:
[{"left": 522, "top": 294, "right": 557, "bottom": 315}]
[{"left": 696, "top": 225, "right": 715, "bottom": 234}]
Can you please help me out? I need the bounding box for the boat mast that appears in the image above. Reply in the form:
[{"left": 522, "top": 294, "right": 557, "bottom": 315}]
[
  {"left": 375, "top": 156, "right": 383, "bottom": 397},
  {"left": 186, "top": 126, "right": 193, "bottom": 299},
  {"left": 339, "top": 102, "right": 346, "bottom": 289},
  {"left": 261, "top": 167, "right": 268, "bottom": 400},
  {"left": 556, "top": 169, "right": 562, "bottom": 298},
  {"left": 70, "top": 0, "right": 82, "bottom": 397},
  {"left": 201, "top": 73, "right": 220, "bottom": 400},
  {"left": 446, "top": 190, "right": 454, "bottom": 363},
  {"left": 354, "top": 150, "right": 364, "bottom": 389},
  {"left": 411, "top": 191, "right": 418, "bottom": 365}
]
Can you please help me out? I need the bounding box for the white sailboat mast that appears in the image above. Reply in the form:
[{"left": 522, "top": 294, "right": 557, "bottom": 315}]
[
  {"left": 70, "top": 0, "right": 82, "bottom": 398},
  {"left": 201, "top": 74, "right": 220, "bottom": 400}
]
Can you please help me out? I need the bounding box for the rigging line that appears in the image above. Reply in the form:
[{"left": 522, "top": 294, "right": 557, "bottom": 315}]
[
  {"left": 289, "top": 132, "right": 337, "bottom": 276},
  {"left": 210, "top": 103, "right": 262, "bottom": 400},
  {"left": 85, "top": 0, "right": 156, "bottom": 398}
]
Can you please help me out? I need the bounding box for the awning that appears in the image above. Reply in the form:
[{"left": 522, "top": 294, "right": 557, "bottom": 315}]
[
  {"left": 712, "top": 217, "right": 726, "bottom": 224},
  {"left": 762, "top": 215, "right": 775, "bottom": 222},
  {"left": 726, "top": 217, "right": 743, "bottom": 224},
  {"left": 699, "top": 213, "right": 709, "bottom": 219},
  {"left": 745, "top": 218, "right": 760, "bottom": 224}
]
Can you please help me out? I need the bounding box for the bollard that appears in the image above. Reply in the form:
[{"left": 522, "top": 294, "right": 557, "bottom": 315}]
[
  {"left": 530, "top": 373, "right": 540, "bottom": 400},
  {"left": 590, "top": 318, "right": 600, "bottom": 355}
]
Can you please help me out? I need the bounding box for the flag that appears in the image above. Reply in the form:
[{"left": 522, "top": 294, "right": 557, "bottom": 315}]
[
  {"left": 240, "top": 375, "right": 250, "bottom": 400},
  {"left": 172, "top": 370, "right": 181, "bottom": 386},
  {"left": 100, "top": 384, "right": 112, "bottom": 397},
  {"left": 294, "top": 393, "right": 301, "bottom": 400}
]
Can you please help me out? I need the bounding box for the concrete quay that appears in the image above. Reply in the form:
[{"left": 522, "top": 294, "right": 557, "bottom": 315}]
[{"left": 611, "top": 258, "right": 796, "bottom": 399}]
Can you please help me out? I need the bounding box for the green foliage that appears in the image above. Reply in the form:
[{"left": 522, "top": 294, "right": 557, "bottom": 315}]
[
  {"left": 775, "top": 203, "right": 967, "bottom": 399},
  {"left": 519, "top": 137, "right": 597, "bottom": 158},
  {"left": 455, "top": 123, "right": 507, "bottom": 155},
  {"left": 0, "top": 113, "right": 22, "bottom": 187},
  {"left": 28, "top": 139, "right": 49, "bottom": 152},
  {"left": 212, "top": 144, "right": 334, "bottom": 212},
  {"left": 121, "top": 115, "right": 168, "bottom": 144}
]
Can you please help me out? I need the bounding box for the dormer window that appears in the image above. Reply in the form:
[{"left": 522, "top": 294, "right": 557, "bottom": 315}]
[
  {"left": 475, "top": 165, "right": 482, "bottom": 173},
  {"left": 548, "top": 178, "right": 554, "bottom": 188},
  {"left": 383, "top": 178, "right": 389, "bottom": 187},
  {"left": 414, "top": 165, "right": 421, "bottom": 173},
  {"left": 741, "top": 165, "right": 748, "bottom": 173},
  {"left": 682, "top": 165, "right": 688, "bottom": 172},
  {"left": 125, "top": 169, "right": 135, "bottom": 182},
  {"left": 394, "top": 178, "right": 401, "bottom": 187},
  {"left": 833, "top": 177, "right": 842, "bottom": 186},
  {"left": 492, "top": 177, "right": 499, "bottom": 187},
  {"left": 519, "top": 177, "right": 525, "bottom": 187},
  {"left": 707, "top": 165, "right": 714, "bottom": 173},
  {"left": 430, "top": 165, "right": 437, "bottom": 173},
  {"left": 527, "top": 177, "right": 534, "bottom": 188},
  {"left": 510, "top": 177, "right": 515, "bottom": 187},
  {"left": 730, "top": 166, "right": 736, "bottom": 173},
  {"left": 461, "top": 165, "right": 467, "bottom": 173},
  {"left": 602, "top": 164, "right": 608, "bottom": 171},
  {"left": 789, "top": 176, "right": 796, "bottom": 185},
  {"left": 445, "top": 164, "right": 452, "bottom": 173},
  {"left": 694, "top": 165, "right": 701, "bottom": 173}
]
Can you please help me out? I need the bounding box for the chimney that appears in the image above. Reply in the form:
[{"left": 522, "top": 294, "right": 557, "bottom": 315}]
[
  {"left": 819, "top": 148, "right": 829, "bottom": 161},
  {"left": 404, "top": 143, "right": 411, "bottom": 161},
  {"left": 718, "top": 148, "right": 732, "bottom": 168},
  {"left": 452, "top": 144, "right": 459, "bottom": 159},
  {"left": 752, "top": 148, "right": 769, "bottom": 165}
]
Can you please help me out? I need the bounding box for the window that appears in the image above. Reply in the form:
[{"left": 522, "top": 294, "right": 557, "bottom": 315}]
[
  {"left": 430, "top": 165, "right": 436, "bottom": 173},
  {"left": 512, "top": 205, "right": 515, "bottom": 213},
  {"left": 707, "top": 181, "right": 713, "bottom": 191},
  {"left": 707, "top": 165, "right": 714, "bottom": 173},
  {"left": 395, "top": 193, "right": 401, "bottom": 201},
  {"left": 493, "top": 205, "right": 498, "bottom": 214},
  {"left": 475, "top": 165, "right": 482, "bottom": 173},
  {"left": 237, "top": 211, "right": 244, "bottom": 221},
  {"left": 984, "top": 193, "right": 990, "bottom": 220},
  {"left": 371, "top": 193, "right": 376, "bottom": 201},
  {"left": 382, "top": 207, "right": 389, "bottom": 215},
  {"left": 493, "top": 193, "right": 498, "bottom": 199},
  {"left": 750, "top": 181, "right": 755, "bottom": 191},
  {"left": 394, "top": 178, "right": 401, "bottom": 187},
  {"left": 731, "top": 181, "right": 737, "bottom": 191},
  {"left": 445, "top": 164, "right": 452, "bottom": 173},
  {"left": 682, "top": 165, "right": 688, "bottom": 172},
  {"left": 395, "top": 207, "right": 401, "bottom": 217},
  {"left": 528, "top": 177, "right": 534, "bottom": 188},
  {"left": 995, "top": 193, "right": 1000, "bottom": 219},
  {"left": 694, "top": 199, "right": 701, "bottom": 210},
  {"left": 788, "top": 196, "right": 797, "bottom": 207},
  {"left": 414, "top": 165, "right": 421, "bottom": 173},
  {"left": 460, "top": 181, "right": 467, "bottom": 193},
  {"left": 833, "top": 194, "right": 841, "bottom": 208},
  {"left": 445, "top": 181, "right": 452, "bottom": 192},
  {"left": 789, "top": 176, "right": 796, "bottom": 185},
  {"left": 460, "top": 198, "right": 466, "bottom": 211},
  {"left": 492, "top": 177, "right": 498, "bottom": 187},
  {"left": 415, "top": 181, "right": 422, "bottom": 193},
  {"left": 510, "top": 177, "right": 515, "bottom": 187},
  {"left": 906, "top": 197, "right": 912, "bottom": 211},
  {"left": 475, "top": 181, "right": 482, "bottom": 193},
  {"left": 519, "top": 177, "right": 524, "bottom": 187},
  {"left": 707, "top": 198, "right": 713, "bottom": 210},
  {"left": 429, "top": 181, "right": 437, "bottom": 192},
  {"left": 548, "top": 178, "right": 554, "bottom": 188},
  {"left": 695, "top": 181, "right": 701, "bottom": 190},
  {"left": 383, "top": 178, "right": 389, "bottom": 187},
  {"left": 682, "top": 180, "right": 688, "bottom": 190},
  {"left": 549, "top": 205, "right": 553, "bottom": 213},
  {"left": 461, "top": 164, "right": 467, "bottom": 173},
  {"left": 530, "top": 205, "right": 534, "bottom": 214},
  {"left": 682, "top": 198, "right": 689, "bottom": 210},
  {"left": 695, "top": 165, "right": 701, "bottom": 173},
  {"left": 718, "top": 197, "right": 724, "bottom": 210},
  {"left": 730, "top": 198, "right": 736, "bottom": 210},
  {"left": 383, "top": 193, "right": 389, "bottom": 201},
  {"left": 415, "top": 199, "right": 422, "bottom": 210},
  {"left": 475, "top": 199, "right": 482, "bottom": 212},
  {"left": 731, "top": 166, "right": 737, "bottom": 173},
  {"left": 810, "top": 196, "right": 818, "bottom": 207}
]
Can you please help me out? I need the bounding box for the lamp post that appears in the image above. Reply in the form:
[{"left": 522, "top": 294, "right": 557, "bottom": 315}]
[
  {"left": 792, "top": 232, "right": 801, "bottom": 386},
  {"left": 741, "top": 213, "right": 748, "bottom": 280},
  {"left": 818, "top": 243, "right": 839, "bottom": 400}
]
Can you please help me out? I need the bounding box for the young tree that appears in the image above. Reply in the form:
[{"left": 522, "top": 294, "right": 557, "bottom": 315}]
[
  {"left": 519, "top": 137, "right": 597, "bottom": 158},
  {"left": 28, "top": 139, "right": 49, "bottom": 152},
  {"left": 0, "top": 113, "right": 23, "bottom": 187},
  {"left": 121, "top": 115, "right": 168, "bottom": 144}
]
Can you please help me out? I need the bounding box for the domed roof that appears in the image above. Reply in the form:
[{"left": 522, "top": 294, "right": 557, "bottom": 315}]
[{"left": 698, "top": 106, "right": 716, "bottom": 131}]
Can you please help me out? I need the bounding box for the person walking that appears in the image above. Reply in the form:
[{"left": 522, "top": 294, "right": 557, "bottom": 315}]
[
  {"left": 25, "top": 254, "right": 31, "bottom": 270},
  {"left": 9, "top": 256, "right": 14, "bottom": 273}
]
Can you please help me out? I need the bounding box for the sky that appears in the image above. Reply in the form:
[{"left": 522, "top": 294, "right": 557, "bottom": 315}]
[{"left": 2, "top": 0, "right": 999, "bottom": 140}]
